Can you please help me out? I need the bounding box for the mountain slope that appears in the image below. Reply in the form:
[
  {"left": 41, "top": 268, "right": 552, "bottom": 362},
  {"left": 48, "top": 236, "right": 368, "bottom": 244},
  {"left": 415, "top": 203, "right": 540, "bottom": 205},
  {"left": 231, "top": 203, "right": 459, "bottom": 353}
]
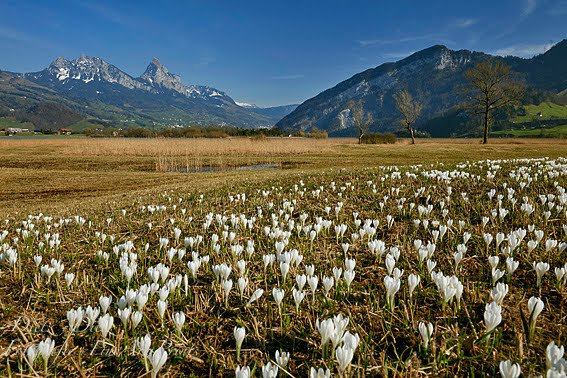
[
  {"left": 247, "top": 104, "right": 299, "bottom": 123},
  {"left": 276, "top": 40, "right": 567, "bottom": 136},
  {"left": 513, "top": 39, "right": 567, "bottom": 92}
]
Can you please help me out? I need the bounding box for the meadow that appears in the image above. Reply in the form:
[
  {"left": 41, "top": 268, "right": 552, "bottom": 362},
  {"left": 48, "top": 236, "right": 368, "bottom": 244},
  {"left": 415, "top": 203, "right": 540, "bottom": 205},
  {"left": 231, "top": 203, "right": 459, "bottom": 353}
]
[
  {"left": 492, "top": 125, "right": 567, "bottom": 138},
  {"left": 512, "top": 102, "right": 567, "bottom": 123},
  {"left": 0, "top": 137, "right": 566, "bottom": 377}
]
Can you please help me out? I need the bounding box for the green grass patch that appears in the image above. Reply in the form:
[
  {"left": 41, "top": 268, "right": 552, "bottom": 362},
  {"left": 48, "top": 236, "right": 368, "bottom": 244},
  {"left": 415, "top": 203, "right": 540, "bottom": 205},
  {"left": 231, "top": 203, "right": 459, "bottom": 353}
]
[
  {"left": 0, "top": 116, "right": 34, "bottom": 129},
  {"left": 68, "top": 119, "right": 105, "bottom": 131},
  {"left": 493, "top": 124, "right": 567, "bottom": 137},
  {"left": 513, "top": 102, "right": 567, "bottom": 123}
]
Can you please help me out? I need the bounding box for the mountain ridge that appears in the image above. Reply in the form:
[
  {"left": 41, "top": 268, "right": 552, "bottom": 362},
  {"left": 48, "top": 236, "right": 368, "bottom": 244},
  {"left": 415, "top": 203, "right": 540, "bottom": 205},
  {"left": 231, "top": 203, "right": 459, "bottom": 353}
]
[
  {"left": 5, "top": 56, "right": 295, "bottom": 129},
  {"left": 276, "top": 40, "right": 567, "bottom": 136}
]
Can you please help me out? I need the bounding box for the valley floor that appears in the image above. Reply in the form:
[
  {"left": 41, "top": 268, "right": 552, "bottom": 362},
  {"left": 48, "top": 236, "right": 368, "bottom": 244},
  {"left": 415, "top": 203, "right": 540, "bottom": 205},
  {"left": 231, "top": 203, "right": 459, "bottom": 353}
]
[
  {"left": 1, "top": 137, "right": 567, "bottom": 217},
  {"left": 1, "top": 137, "right": 567, "bottom": 376}
]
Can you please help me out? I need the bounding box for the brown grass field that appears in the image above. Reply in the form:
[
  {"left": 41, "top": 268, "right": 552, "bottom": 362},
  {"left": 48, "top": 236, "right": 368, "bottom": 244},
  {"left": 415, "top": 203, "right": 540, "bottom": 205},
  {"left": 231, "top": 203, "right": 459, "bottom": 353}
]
[
  {"left": 1, "top": 137, "right": 566, "bottom": 217},
  {"left": 1, "top": 136, "right": 567, "bottom": 377}
]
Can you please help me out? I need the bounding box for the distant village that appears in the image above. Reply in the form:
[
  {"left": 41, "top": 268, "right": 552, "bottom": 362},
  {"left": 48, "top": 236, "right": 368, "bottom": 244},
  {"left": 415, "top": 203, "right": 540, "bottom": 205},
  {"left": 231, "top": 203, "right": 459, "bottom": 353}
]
[{"left": 2, "top": 127, "right": 73, "bottom": 136}]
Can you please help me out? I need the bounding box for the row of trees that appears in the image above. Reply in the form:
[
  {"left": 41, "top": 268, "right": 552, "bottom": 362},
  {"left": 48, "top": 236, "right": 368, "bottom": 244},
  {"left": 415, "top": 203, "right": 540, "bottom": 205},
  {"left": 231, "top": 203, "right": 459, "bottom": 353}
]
[{"left": 350, "top": 59, "right": 525, "bottom": 144}]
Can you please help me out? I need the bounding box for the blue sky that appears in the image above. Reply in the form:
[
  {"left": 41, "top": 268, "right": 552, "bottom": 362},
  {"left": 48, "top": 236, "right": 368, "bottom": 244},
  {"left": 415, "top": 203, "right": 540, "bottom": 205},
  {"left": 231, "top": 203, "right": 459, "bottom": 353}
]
[{"left": 0, "top": 0, "right": 565, "bottom": 107}]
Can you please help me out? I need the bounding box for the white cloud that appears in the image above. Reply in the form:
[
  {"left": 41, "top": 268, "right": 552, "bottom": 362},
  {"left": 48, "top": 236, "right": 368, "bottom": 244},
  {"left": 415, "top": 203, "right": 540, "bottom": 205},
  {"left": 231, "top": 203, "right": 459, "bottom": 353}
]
[
  {"left": 271, "top": 74, "right": 304, "bottom": 80},
  {"left": 382, "top": 51, "right": 416, "bottom": 59},
  {"left": 78, "top": 2, "right": 132, "bottom": 27},
  {"left": 493, "top": 0, "right": 539, "bottom": 39},
  {"left": 493, "top": 42, "right": 553, "bottom": 58},
  {"left": 357, "top": 33, "right": 441, "bottom": 47},
  {"left": 0, "top": 26, "right": 37, "bottom": 43},
  {"left": 455, "top": 18, "right": 477, "bottom": 28},
  {"left": 522, "top": 0, "right": 538, "bottom": 17},
  {"left": 0, "top": 25, "right": 51, "bottom": 47},
  {"left": 357, "top": 39, "right": 385, "bottom": 47}
]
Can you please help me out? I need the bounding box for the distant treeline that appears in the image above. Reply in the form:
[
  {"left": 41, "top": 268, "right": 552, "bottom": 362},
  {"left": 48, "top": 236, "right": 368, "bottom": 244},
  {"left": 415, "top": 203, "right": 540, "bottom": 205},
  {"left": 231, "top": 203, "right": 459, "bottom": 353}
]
[
  {"left": 84, "top": 125, "right": 331, "bottom": 139},
  {"left": 84, "top": 126, "right": 284, "bottom": 138},
  {"left": 360, "top": 133, "right": 397, "bottom": 144}
]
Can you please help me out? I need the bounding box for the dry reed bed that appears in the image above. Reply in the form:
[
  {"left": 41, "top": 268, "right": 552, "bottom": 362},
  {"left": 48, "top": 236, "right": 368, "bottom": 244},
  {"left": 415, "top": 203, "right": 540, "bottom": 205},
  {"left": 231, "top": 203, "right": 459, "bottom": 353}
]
[
  {"left": 0, "top": 137, "right": 355, "bottom": 172},
  {"left": 59, "top": 138, "right": 353, "bottom": 157}
]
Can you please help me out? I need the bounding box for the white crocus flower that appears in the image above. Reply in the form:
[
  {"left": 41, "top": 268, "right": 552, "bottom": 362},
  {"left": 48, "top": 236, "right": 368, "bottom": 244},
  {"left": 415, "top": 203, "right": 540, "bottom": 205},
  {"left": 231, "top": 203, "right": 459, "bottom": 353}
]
[
  {"left": 418, "top": 321, "right": 434, "bottom": 350},
  {"left": 527, "top": 296, "right": 544, "bottom": 341},
  {"left": 322, "top": 276, "right": 334, "bottom": 297},
  {"left": 484, "top": 302, "right": 502, "bottom": 333},
  {"left": 98, "top": 313, "right": 114, "bottom": 338},
  {"left": 499, "top": 360, "right": 521, "bottom": 378},
  {"left": 37, "top": 337, "right": 55, "bottom": 371},
  {"left": 262, "top": 361, "right": 279, "bottom": 378},
  {"left": 173, "top": 311, "right": 185, "bottom": 334},
  {"left": 490, "top": 283, "right": 508, "bottom": 306},
  {"left": 335, "top": 345, "right": 354, "bottom": 374},
  {"left": 533, "top": 261, "right": 550, "bottom": 288},
  {"left": 99, "top": 295, "right": 112, "bottom": 314},
  {"left": 131, "top": 311, "right": 143, "bottom": 329},
  {"left": 546, "top": 341, "right": 565, "bottom": 370},
  {"left": 272, "top": 287, "right": 285, "bottom": 312},
  {"left": 64, "top": 272, "right": 75, "bottom": 287},
  {"left": 408, "top": 273, "right": 420, "bottom": 299},
  {"left": 275, "top": 350, "right": 290, "bottom": 368},
  {"left": 234, "top": 326, "right": 246, "bottom": 362},
  {"left": 67, "top": 307, "right": 84, "bottom": 333},
  {"left": 292, "top": 288, "right": 305, "bottom": 311},
  {"left": 85, "top": 306, "right": 100, "bottom": 329},
  {"left": 157, "top": 300, "right": 168, "bottom": 320},
  {"left": 236, "top": 365, "right": 251, "bottom": 378},
  {"left": 296, "top": 274, "right": 307, "bottom": 291},
  {"left": 26, "top": 344, "right": 38, "bottom": 368},
  {"left": 136, "top": 334, "right": 152, "bottom": 371},
  {"left": 307, "top": 275, "right": 319, "bottom": 299},
  {"left": 148, "top": 347, "right": 168, "bottom": 378},
  {"left": 247, "top": 288, "right": 264, "bottom": 307},
  {"left": 310, "top": 367, "right": 331, "bottom": 378}
]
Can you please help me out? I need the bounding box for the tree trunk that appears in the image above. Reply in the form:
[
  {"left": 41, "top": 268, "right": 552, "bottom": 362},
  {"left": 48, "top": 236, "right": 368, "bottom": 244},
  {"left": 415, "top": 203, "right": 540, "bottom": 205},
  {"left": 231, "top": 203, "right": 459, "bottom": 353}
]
[
  {"left": 483, "top": 108, "right": 489, "bottom": 144},
  {"left": 409, "top": 127, "right": 416, "bottom": 144}
]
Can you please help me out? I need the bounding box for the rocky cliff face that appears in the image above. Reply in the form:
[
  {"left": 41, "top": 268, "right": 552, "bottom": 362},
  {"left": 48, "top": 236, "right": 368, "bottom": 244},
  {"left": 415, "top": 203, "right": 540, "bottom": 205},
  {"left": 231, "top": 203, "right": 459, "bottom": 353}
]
[{"left": 276, "top": 45, "right": 488, "bottom": 135}]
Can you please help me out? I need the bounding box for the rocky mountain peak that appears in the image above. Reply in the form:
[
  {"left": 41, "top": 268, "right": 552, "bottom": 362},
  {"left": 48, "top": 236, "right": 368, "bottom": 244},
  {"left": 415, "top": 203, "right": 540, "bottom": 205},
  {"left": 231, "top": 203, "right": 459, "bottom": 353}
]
[
  {"left": 150, "top": 57, "right": 163, "bottom": 67},
  {"left": 140, "top": 58, "right": 184, "bottom": 90},
  {"left": 50, "top": 56, "right": 69, "bottom": 68},
  {"left": 38, "top": 54, "right": 148, "bottom": 90}
]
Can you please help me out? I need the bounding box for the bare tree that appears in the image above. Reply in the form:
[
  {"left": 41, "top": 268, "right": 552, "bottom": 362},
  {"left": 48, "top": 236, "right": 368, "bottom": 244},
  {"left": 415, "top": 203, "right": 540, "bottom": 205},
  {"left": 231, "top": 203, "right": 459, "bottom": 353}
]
[
  {"left": 464, "top": 60, "right": 525, "bottom": 144},
  {"left": 349, "top": 100, "right": 373, "bottom": 144},
  {"left": 393, "top": 90, "right": 422, "bottom": 144}
]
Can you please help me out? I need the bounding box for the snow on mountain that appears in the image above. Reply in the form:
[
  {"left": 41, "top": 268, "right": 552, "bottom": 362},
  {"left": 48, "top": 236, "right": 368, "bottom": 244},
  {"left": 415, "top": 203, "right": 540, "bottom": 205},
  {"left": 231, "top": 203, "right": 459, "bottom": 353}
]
[
  {"left": 26, "top": 55, "right": 235, "bottom": 103},
  {"left": 235, "top": 101, "right": 259, "bottom": 108},
  {"left": 15, "top": 55, "right": 301, "bottom": 128},
  {"left": 31, "top": 55, "right": 150, "bottom": 90}
]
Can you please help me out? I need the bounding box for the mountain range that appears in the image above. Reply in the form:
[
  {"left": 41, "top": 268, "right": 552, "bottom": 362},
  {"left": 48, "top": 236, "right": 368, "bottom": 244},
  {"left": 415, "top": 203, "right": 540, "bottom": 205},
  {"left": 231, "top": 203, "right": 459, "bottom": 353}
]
[
  {"left": 1, "top": 40, "right": 566, "bottom": 135},
  {"left": 276, "top": 39, "right": 567, "bottom": 136},
  {"left": 0, "top": 56, "right": 297, "bottom": 129}
]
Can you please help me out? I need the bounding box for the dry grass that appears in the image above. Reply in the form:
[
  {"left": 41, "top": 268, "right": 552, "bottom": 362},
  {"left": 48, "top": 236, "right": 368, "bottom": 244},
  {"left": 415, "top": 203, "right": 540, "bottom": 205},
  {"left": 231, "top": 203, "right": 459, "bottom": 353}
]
[
  {"left": 1, "top": 137, "right": 567, "bottom": 217},
  {"left": 0, "top": 153, "right": 566, "bottom": 377},
  {"left": 59, "top": 137, "right": 353, "bottom": 156}
]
